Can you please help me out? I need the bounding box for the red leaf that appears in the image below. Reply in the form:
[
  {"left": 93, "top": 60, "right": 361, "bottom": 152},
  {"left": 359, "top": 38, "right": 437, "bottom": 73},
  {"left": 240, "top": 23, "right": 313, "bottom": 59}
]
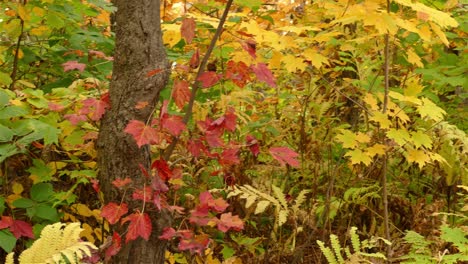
[
  {"left": 122, "top": 213, "right": 152, "bottom": 243},
  {"left": 172, "top": 79, "right": 191, "bottom": 109},
  {"left": 199, "top": 191, "right": 229, "bottom": 212},
  {"left": 101, "top": 202, "right": 128, "bottom": 225},
  {"left": 48, "top": 102, "right": 65, "bottom": 112},
  {"left": 224, "top": 108, "right": 237, "bottom": 132},
  {"left": 151, "top": 158, "right": 173, "bottom": 181},
  {"left": 181, "top": 17, "right": 196, "bottom": 44},
  {"left": 246, "top": 135, "right": 260, "bottom": 157},
  {"left": 62, "top": 60, "right": 86, "bottom": 72},
  {"left": 217, "top": 213, "right": 244, "bottom": 232},
  {"left": 10, "top": 219, "right": 34, "bottom": 239},
  {"left": 81, "top": 96, "right": 109, "bottom": 121},
  {"left": 189, "top": 49, "right": 200, "bottom": 69},
  {"left": 135, "top": 101, "right": 149, "bottom": 109},
  {"left": 152, "top": 175, "right": 169, "bottom": 193},
  {"left": 124, "top": 120, "right": 160, "bottom": 148},
  {"left": 241, "top": 39, "right": 257, "bottom": 58},
  {"left": 219, "top": 148, "right": 240, "bottom": 166},
  {"left": 159, "top": 227, "right": 177, "bottom": 240},
  {"left": 132, "top": 187, "right": 153, "bottom": 202},
  {"left": 178, "top": 234, "right": 210, "bottom": 254},
  {"left": 187, "top": 139, "right": 207, "bottom": 158},
  {"left": 0, "top": 216, "right": 13, "bottom": 229},
  {"left": 197, "top": 71, "right": 221, "bottom": 88},
  {"left": 146, "top": 68, "right": 163, "bottom": 78},
  {"left": 205, "top": 129, "right": 224, "bottom": 148},
  {"left": 64, "top": 113, "right": 87, "bottom": 125},
  {"left": 105, "top": 232, "right": 122, "bottom": 261},
  {"left": 225, "top": 61, "right": 251, "bottom": 88},
  {"left": 269, "top": 147, "right": 300, "bottom": 167},
  {"left": 162, "top": 115, "right": 186, "bottom": 136},
  {"left": 90, "top": 179, "right": 100, "bottom": 193},
  {"left": 251, "top": 63, "right": 276, "bottom": 87},
  {"left": 112, "top": 178, "right": 132, "bottom": 189}
]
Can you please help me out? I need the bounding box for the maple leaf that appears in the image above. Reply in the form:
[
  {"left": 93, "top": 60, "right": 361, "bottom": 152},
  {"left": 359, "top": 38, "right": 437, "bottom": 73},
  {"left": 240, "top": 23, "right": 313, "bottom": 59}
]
[
  {"left": 105, "top": 232, "right": 122, "bottom": 261},
  {"left": 132, "top": 187, "right": 153, "bottom": 202},
  {"left": 159, "top": 227, "right": 177, "bottom": 240},
  {"left": 417, "top": 98, "right": 446, "bottom": 121},
  {"left": 407, "top": 149, "right": 430, "bottom": 169},
  {"left": 10, "top": 219, "right": 34, "bottom": 239},
  {"left": 172, "top": 79, "right": 191, "bottom": 110},
  {"left": 62, "top": 60, "right": 86, "bottom": 72},
  {"left": 187, "top": 139, "right": 207, "bottom": 157},
  {"left": 225, "top": 61, "right": 251, "bottom": 88},
  {"left": 205, "top": 129, "right": 224, "bottom": 148},
  {"left": 366, "top": 144, "right": 386, "bottom": 158},
  {"left": 197, "top": 71, "right": 221, "bottom": 88},
  {"left": 335, "top": 129, "right": 358, "bottom": 149},
  {"left": 386, "top": 128, "right": 411, "bottom": 146},
  {"left": 217, "top": 213, "right": 244, "bottom": 232},
  {"left": 48, "top": 102, "right": 65, "bottom": 112},
  {"left": 124, "top": 120, "right": 160, "bottom": 147},
  {"left": 411, "top": 130, "right": 432, "bottom": 149},
  {"left": 101, "top": 202, "right": 128, "bottom": 224},
  {"left": 152, "top": 174, "right": 169, "bottom": 193},
  {"left": 178, "top": 234, "right": 210, "bottom": 254},
  {"left": 151, "top": 158, "right": 173, "bottom": 181},
  {"left": 122, "top": 212, "right": 152, "bottom": 243},
  {"left": 246, "top": 135, "right": 260, "bottom": 157},
  {"left": 370, "top": 112, "right": 392, "bottom": 129},
  {"left": 112, "top": 178, "right": 132, "bottom": 189},
  {"left": 0, "top": 216, "right": 13, "bottom": 229},
  {"left": 251, "top": 63, "right": 276, "bottom": 87},
  {"left": 241, "top": 39, "right": 257, "bottom": 58},
  {"left": 162, "top": 115, "right": 186, "bottom": 136},
  {"left": 81, "top": 95, "right": 109, "bottom": 121},
  {"left": 269, "top": 147, "right": 300, "bottom": 167},
  {"left": 189, "top": 48, "right": 200, "bottom": 68},
  {"left": 345, "top": 149, "right": 372, "bottom": 166},
  {"left": 224, "top": 108, "right": 237, "bottom": 132},
  {"left": 219, "top": 148, "right": 240, "bottom": 166},
  {"left": 90, "top": 179, "right": 100, "bottom": 193},
  {"left": 181, "top": 17, "right": 196, "bottom": 44},
  {"left": 64, "top": 113, "right": 87, "bottom": 125}
]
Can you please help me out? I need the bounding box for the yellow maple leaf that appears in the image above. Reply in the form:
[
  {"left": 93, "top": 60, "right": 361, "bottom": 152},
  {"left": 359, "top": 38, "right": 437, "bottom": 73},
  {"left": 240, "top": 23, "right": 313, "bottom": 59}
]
[
  {"left": 429, "top": 21, "right": 449, "bottom": 46},
  {"left": 387, "top": 128, "right": 411, "bottom": 146},
  {"left": 282, "top": 54, "right": 307, "bottom": 72},
  {"left": 393, "top": 0, "right": 458, "bottom": 28},
  {"left": 417, "top": 98, "right": 446, "bottom": 121},
  {"left": 336, "top": 129, "right": 358, "bottom": 149},
  {"left": 364, "top": 93, "right": 379, "bottom": 111},
  {"left": 303, "top": 49, "right": 329, "bottom": 69},
  {"left": 404, "top": 77, "right": 424, "bottom": 97},
  {"left": 345, "top": 149, "right": 372, "bottom": 166},
  {"left": 366, "top": 144, "right": 386, "bottom": 158},
  {"left": 406, "top": 48, "right": 423, "bottom": 67},
  {"left": 370, "top": 112, "right": 392, "bottom": 129},
  {"left": 410, "top": 130, "right": 432, "bottom": 149},
  {"left": 407, "top": 149, "right": 431, "bottom": 168}
]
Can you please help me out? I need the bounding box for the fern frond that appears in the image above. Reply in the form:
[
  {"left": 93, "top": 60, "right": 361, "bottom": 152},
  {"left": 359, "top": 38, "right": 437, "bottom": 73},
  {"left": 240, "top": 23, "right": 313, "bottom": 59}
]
[
  {"left": 254, "top": 200, "right": 271, "bottom": 214},
  {"left": 271, "top": 185, "right": 288, "bottom": 208},
  {"left": 292, "top": 189, "right": 310, "bottom": 213},
  {"left": 317, "top": 240, "right": 339, "bottom": 264},
  {"left": 19, "top": 222, "right": 97, "bottom": 264},
  {"left": 350, "top": 226, "right": 361, "bottom": 253},
  {"left": 5, "top": 253, "right": 14, "bottom": 264},
  {"left": 277, "top": 209, "right": 288, "bottom": 227},
  {"left": 330, "top": 234, "right": 345, "bottom": 263}
]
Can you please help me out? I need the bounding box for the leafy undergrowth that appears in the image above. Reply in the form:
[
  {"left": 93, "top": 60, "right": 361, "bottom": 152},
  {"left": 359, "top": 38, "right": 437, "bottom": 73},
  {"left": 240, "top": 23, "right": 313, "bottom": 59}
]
[{"left": 1, "top": 0, "right": 467, "bottom": 263}]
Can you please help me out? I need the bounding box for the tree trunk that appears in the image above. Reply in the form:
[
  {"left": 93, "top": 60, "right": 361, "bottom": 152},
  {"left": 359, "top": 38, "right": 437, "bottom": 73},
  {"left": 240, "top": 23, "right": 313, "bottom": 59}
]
[{"left": 97, "top": 0, "right": 170, "bottom": 263}]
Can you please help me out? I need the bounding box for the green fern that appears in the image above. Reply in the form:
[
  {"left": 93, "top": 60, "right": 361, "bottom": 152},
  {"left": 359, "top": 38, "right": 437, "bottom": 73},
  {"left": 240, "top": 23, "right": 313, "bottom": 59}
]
[
  {"left": 6, "top": 222, "right": 97, "bottom": 264},
  {"left": 317, "top": 227, "right": 387, "bottom": 264}
]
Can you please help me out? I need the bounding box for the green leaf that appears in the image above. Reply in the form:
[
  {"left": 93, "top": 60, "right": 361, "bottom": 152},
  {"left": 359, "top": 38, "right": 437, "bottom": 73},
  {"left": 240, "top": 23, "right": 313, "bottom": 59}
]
[
  {"left": 0, "top": 197, "right": 5, "bottom": 215},
  {"left": 441, "top": 225, "right": 468, "bottom": 252},
  {"left": 27, "top": 159, "right": 53, "bottom": 183},
  {"left": 0, "top": 124, "right": 15, "bottom": 142},
  {"left": 0, "top": 143, "right": 21, "bottom": 163},
  {"left": 0, "top": 230, "right": 17, "bottom": 252},
  {"left": 0, "top": 72, "right": 13, "bottom": 87},
  {"left": 221, "top": 245, "right": 235, "bottom": 260},
  {"left": 410, "top": 130, "right": 432, "bottom": 149},
  {"left": 46, "top": 12, "right": 65, "bottom": 29},
  {"left": 35, "top": 204, "right": 59, "bottom": 221},
  {"left": 417, "top": 98, "right": 446, "bottom": 121},
  {"left": 345, "top": 149, "right": 372, "bottom": 166},
  {"left": 12, "top": 198, "right": 35, "bottom": 208},
  {"left": 386, "top": 128, "right": 411, "bottom": 146},
  {"left": 235, "top": 0, "right": 262, "bottom": 11},
  {"left": 0, "top": 106, "right": 29, "bottom": 119},
  {"left": 31, "top": 183, "right": 54, "bottom": 202}
]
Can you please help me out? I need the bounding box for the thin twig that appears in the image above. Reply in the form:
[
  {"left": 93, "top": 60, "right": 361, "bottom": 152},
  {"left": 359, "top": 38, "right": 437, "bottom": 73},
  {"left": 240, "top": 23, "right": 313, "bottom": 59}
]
[
  {"left": 163, "top": 0, "right": 234, "bottom": 160},
  {"left": 9, "top": 14, "right": 25, "bottom": 90}
]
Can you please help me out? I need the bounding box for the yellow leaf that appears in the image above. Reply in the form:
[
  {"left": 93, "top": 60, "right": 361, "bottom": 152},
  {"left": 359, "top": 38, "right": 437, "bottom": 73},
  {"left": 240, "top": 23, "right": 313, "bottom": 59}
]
[
  {"left": 410, "top": 130, "right": 432, "bottom": 149},
  {"left": 223, "top": 257, "right": 243, "bottom": 264},
  {"left": 32, "top": 6, "right": 46, "bottom": 17},
  {"left": 364, "top": 93, "right": 379, "bottom": 111},
  {"left": 80, "top": 223, "right": 95, "bottom": 243},
  {"left": 370, "top": 112, "right": 392, "bottom": 129},
  {"left": 417, "top": 98, "right": 446, "bottom": 121},
  {"left": 345, "top": 149, "right": 372, "bottom": 166},
  {"left": 404, "top": 77, "right": 424, "bottom": 97},
  {"left": 12, "top": 182, "right": 24, "bottom": 194},
  {"left": 303, "top": 49, "right": 329, "bottom": 69},
  {"left": 71, "top": 203, "right": 93, "bottom": 217},
  {"left": 366, "top": 144, "right": 386, "bottom": 158},
  {"left": 429, "top": 22, "right": 449, "bottom": 46},
  {"left": 17, "top": 4, "right": 30, "bottom": 21},
  {"left": 12, "top": 48, "right": 23, "bottom": 59},
  {"left": 407, "top": 149, "right": 430, "bottom": 168},
  {"left": 282, "top": 54, "right": 307, "bottom": 72},
  {"left": 387, "top": 128, "right": 411, "bottom": 146},
  {"left": 393, "top": 0, "right": 458, "bottom": 28},
  {"left": 336, "top": 129, "right": 358, "bottom": 149},
  {"left": 356, "top": 132, "right": 371, "bottom": 143},
  {"left": 30, "top": 26, "right": 51, "bottom": 37},
  {"left": 269, "top": 50, "right": 283, "bottom": 69},
  {"left": 406, "top": 48, "right": 423, "bottom": 67}
]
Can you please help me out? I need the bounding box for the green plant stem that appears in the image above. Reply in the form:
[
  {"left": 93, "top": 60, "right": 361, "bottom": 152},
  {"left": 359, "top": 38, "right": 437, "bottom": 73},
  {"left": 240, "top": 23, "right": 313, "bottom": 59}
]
[{"left": 163, "top": 0, "right": 234, "bottom": 160}]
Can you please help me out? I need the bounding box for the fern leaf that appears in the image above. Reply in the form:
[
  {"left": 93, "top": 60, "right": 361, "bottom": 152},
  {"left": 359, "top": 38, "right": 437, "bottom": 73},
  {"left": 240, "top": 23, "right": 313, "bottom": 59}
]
[
  {"left": 330, "top": 234, "right": 345, "bottom": 263},
  {"left": 277, "top": 209, "right": 288, "bottom": 227},
  {"left": 317, "top": 240, "right": 339, "bottom": 264},
  {"left": 350, "top": 227, "right": 361, "bottom": 253},
  {"left": 255, "top": 200, "right": 271, "bottom": 214},
  {"left": 245, "top": 195, "right": 257, "bottom": 208},
  {"left": 292, "top": 189, "right": 310, "bottom": 212},
  {"left": 5, "top": 253, "right": 14, "bottom": 264},
  {"left": 272, "top": 185, "right": 288, "bottom": 208}
]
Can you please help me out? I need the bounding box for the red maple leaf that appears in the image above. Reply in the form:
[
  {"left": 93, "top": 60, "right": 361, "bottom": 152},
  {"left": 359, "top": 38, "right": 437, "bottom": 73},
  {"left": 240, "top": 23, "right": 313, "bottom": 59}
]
[
  {"left": 122, "top": 212, "right": 152, "bottom": 243},
  {"left": 90, "top": 179, "right": 100, "bottom": 193},
  {"left": 205, "top": 129, "right": 224, "bottom": 148},
  {"left": 187, "top": 139, "right": 207, "bottom": 158},
  {"left": 89, "top": 50, "right": 113, "bottom": 61},
  {"left": 224, "top": 108, "right": 237, "bottom": 132},
  {"left": 132, "top": 186, "right": 153, "bottom": 202},
  {"left": 101, "top": 202, "right": 129, "bottom": 225},
  {"left": 162, "top": 115, "right": 186, "bottom": 136},
  {"left": 159, "top": 227, "right": 177, "bottom": 240},
  {"left": 241, "top": 39, "right": 257, "bottom": 58},
  {"left": 64, "top": 113, "right": 87, "bottom": 125},
  {"left": 225, "top": 60, "right": 251, "bottom": 88},
  {"left": 178, "top": 234, "right": 210, "bottom": 254},
  {"left": 199, "top": 191, "right": 229, "bottom": 212},
  {"left": 105, "top": 232, "right": 122, "bottom": 261},
  {"left": 219, "top": 148, "right": 240, "bottom": 166},
  {"left": 269, "top": 146, "right": 300, "bottom": 167},
  {"left": 197, "top": 71, "right": 221, "bottom": 88},
  {"left": 81, "top": 95, "right": 109, "bottom": 121},
  {"left": 124, "top": 120, "right": 161, "bottom": 148},
  {"left": 181, "top": 17, "right": 196, "bottom": 44},
  {"left": 217, "top": 213, "right": 244, "bottom": 232},
  {"left": 246, "top": 135, "right": 260, "bottom": 157},
  {"left": 112, "top": 178, "right": 133, "bottom": 189},
  {"left": 0, "top": 216, "right": 13, "bottom": 229},
  {"left": 189, "top": 48, "right": 200, "bottom": 69},
  {"left": 62, "top": 60, "right": 86, "bottom": 72},
  {"left": 172, "top": 79, "right": 191, "bottom": 109},
  {"left": 251, "top": 63, "right": 276, "bottom": 87},
  {"left": 151, "top": 158, "right": 173, "bottom": 181},
  {"left": 0, "top": 216, "right": 34, "bottom": 239},
  {"left": 48, "top": 102, "right": 65, "bottom": 112}
]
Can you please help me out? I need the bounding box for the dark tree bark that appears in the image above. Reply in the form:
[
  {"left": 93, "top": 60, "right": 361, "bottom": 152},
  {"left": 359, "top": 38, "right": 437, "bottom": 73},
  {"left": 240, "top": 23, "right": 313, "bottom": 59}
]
[{"left": 97, "top": 0, "right": 170, "bottom": 263}]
